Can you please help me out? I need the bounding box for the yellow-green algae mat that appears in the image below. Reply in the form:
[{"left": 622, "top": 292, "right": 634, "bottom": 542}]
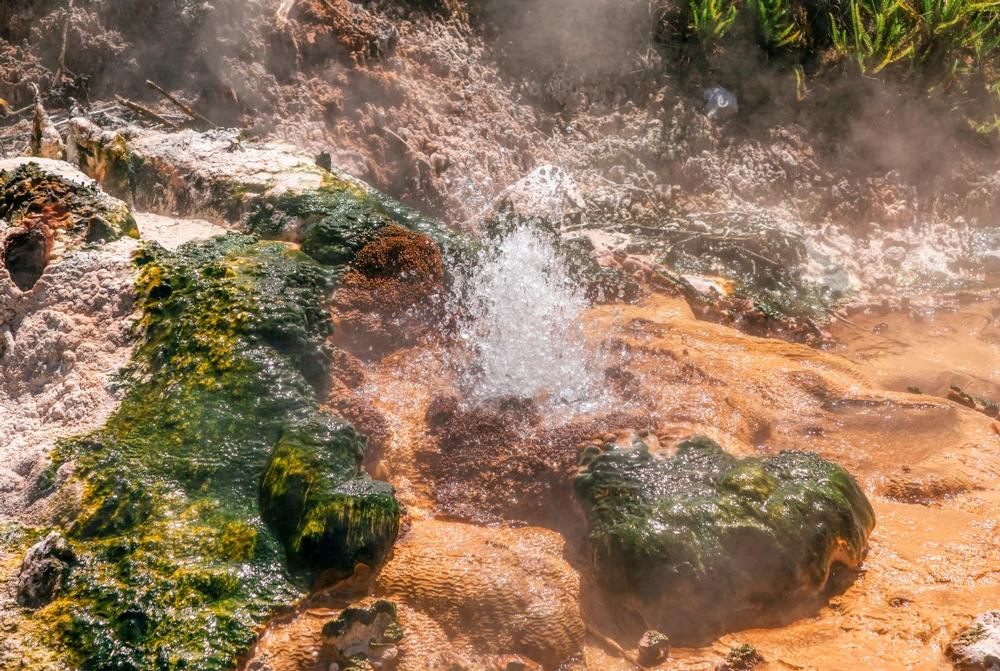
[{"left": 9, "top": 234, "right": 400, "bottom": 670}]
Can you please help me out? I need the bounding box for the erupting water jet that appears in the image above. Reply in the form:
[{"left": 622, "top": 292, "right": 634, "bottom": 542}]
[{"left": 451, "top": 224, "right": 603, "bottom": 410}]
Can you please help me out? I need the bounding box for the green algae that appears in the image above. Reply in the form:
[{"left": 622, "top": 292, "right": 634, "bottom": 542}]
[
  {"left": 260, "top": 418, "right": 399, "bottom": 574},
  {"left": 574, "top": 436, "right": 875, "bottom": 637},
  {"left": 0, "top": 162, "right": 138, "bottom": 244},
  {"left": 21, "top": 234, "right": 399, "bottom": 671},
  {"left": 246, "top": 176, "right": 464, "bottom": 270}
]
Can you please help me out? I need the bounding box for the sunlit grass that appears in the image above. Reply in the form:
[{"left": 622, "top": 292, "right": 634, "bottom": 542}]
[{"left": 672, "top": 0, "right": 1000, "bottom": 124}]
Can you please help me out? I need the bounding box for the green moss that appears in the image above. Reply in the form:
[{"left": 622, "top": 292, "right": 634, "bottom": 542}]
[
  {"left": 23, "top": 234, "right": 399, "bottom": 671},
  {"left": 724, "top": 643, "right": 765, "bottom": 670},
  {"left": 574, "top": 436, "right": 875, "bottom": 638},
  {"left": 245, "top": 179, "right": 464, "bottom": 270},
  {"left": 0, "top": 162, "right": 138, "bottom": 244}
]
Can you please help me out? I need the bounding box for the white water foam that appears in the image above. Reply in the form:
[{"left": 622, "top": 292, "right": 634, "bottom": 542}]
[{"left": 451, "top": 224, "right": 602, "bottom": 410}]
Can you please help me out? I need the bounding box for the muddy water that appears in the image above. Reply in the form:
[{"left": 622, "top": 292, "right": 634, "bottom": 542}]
[
  {"left": 246, "top": 292, "right": 1000, "bottom": 671},
  {"left": 829, "top": 295, "right": 1000, "bottom": 401}
]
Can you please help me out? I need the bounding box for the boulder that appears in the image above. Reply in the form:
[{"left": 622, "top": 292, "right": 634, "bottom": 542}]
[
  {"left": 574, "top": 436, "right": 875, "bottom": 639},
  {"left": 1, "top": 158, "right": 137, "bottom": 291},
  {"left": 947, "top": 612, "right": 1000, "bottom": 670},
  {"left": 260, "top": 418, "right": 400, "bottom": 575},
  {"left": 16, "top": 532, "right": 75, "bottom": 608}
]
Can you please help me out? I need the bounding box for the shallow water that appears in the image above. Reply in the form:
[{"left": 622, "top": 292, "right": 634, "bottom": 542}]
[{"left": 247, "top": 290, "right": 1000, "bottom": 670}]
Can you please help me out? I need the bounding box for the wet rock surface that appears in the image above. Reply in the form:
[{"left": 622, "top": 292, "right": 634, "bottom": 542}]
[
  {"left": 15, "top": 532, "right": 74, "bottom": 608},
  {"left": 574, "top": 436, "right": 875, "bottom": 640},
  {"left": 0, "top": 159, "right": 138, "bottom": 523}
]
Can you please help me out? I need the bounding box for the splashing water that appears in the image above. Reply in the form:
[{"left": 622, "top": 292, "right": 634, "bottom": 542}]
[{"left": 452, "top": 224, "right": 602, "bottom": 409}]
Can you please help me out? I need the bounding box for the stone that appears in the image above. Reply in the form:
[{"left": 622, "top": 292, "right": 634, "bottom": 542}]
[
  {"left": 637, "top": 630, "right": 670, "bottom": 666},
  {"left": 716, "top": 644, "right": 764, "bottom": 670},
  {"left": 574, "top": 436, "right": 875, "bottom": 639},
  {"left": 16, "top": 532, "right": 75, "bottom": 608},
  {"left": 947, "top": 612, "right": 1000, "bottom": 670}
]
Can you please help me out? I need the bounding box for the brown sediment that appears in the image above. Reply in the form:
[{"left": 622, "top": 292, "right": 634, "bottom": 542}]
[
  {"left": 245, "top": 519, "right": 586, "bottom": 670},
  {"left": 249, "top": 286, "right": 1000, "bottom": 670},
  {"left": 331, "top": 223, "right": 445, "bottom": 357},
  {"left": 419, "top": 395, "right": 651, "bottom": 528}
]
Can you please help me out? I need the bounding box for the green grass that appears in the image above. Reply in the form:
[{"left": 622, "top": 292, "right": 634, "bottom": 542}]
[{"left": 673, "top": 0, "right": 1000, "bottom": 126}]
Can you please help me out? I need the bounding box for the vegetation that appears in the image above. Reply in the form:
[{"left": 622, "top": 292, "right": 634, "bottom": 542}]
[{"left": 667, "top": 0, "right": 1000, "bottom": 127}]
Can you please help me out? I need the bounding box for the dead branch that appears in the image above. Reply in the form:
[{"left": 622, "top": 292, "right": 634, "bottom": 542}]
[
  {"left": 382, "top": 126, "right": 419, "bottom": 154},
  {"left": 115, "top": 95, "right": 179, "bottom": 130},
  {"left": 54, "top": 0, "right": 76, "bottom": 86},
  {"left": 145, "top": 80, "right": 217, "bottom": 128},
  {"left": 275, "top": 0, "right": 298, "bottom": 25}
]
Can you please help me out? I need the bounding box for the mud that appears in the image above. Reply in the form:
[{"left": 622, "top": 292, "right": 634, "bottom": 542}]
[{"left": 241, "top": 287, "right": 1000, "bottom": 670}]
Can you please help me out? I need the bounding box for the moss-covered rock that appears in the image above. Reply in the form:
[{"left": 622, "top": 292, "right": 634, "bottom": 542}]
[
  {"left": 321, "top": 599, "right": 403, "bottom": 669},
  {"left": 20, "top": 234, "right": 399, "bottom": 671},
  {"left": 0, "top": 159, "right": 138, "bottom": 249},
  {"left": 246, "top": 174, "right": 464, "bottom": 271},
  {"left": 574, "top": 436, "right": 875, "bottom": 638},
  {"left": 67, "top": 127, "right": 464, "bottom": 270},
  {"left": 260, "top": 419, "right": 399, "bottom": 574}
]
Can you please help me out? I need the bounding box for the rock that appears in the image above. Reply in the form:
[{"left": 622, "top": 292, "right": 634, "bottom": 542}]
[
  {"left": 16, "top": 532, "right": 75, "bottom": 608},
  {"left": 704, "top": 86, "right": 738, "bottom": 120},
  {"left": 574, "top": 436, "right": 875, "bottom": 640},
  {"left": 0, "top": 159, "right": 138, "bottom": 278},
  {"left": 716, "top": 644, "right": 764, "bottom": 670},
  {"left": 947, "top": 612, "right": 1000, "bottom": 670},
  {"left": 260, "top": 417, "right": 400, "bottom": 575},
  {"left": 67, "top": 126, "right": 460, "bottom": 258},
  {"left": 637, "top": 630, "right": 670, "bottom": 666},
  {"left": 39, "top": 233, "right": 400, "bottom": 669},
  {"left": 31, "top": 97, "right": 64, "bottom": 160},
  {"left": 322, "top": 600, "right": 403, "bottom": 670},
  {"left": 883, "top": 245, "right": 907, "bottom": 266}
]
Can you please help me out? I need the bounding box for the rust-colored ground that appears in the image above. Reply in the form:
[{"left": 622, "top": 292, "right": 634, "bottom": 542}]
[{"left": 246, "top": 291, "right": 1000, "bottom": 670}]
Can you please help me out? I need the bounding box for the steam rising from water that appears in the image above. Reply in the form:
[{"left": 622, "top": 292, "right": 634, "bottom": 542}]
[{"left": 452, "top": 224, "right": 601, "bottom": 408}]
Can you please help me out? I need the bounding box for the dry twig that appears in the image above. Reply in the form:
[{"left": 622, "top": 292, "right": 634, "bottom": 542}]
[
  {"left": 55, "top": 0, "right": 76, "bottom": 86},
  {"left": 145, "top": 80, "right": 217, "bottom": 128},
  {"left": 115, "top": 95, "right": 179, "bottom": 129}
]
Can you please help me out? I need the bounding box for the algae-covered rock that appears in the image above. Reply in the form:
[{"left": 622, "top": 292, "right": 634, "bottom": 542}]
[
  {"left": 260, "top": 419, "right": 400, "bottom": 574},
  {"left": 717, "top": 644, "right": 765, "bottom": 670},
  {"left": 20, "top": 234, "right": 400, "bottom": 671},
  {"left": 321, "top": 599, "right": 403, "bottom": 669},
  {"left": 637, "top": 630, "right": 670, "bottom": 666},
  {"left": 574, "top": 436, "right": 875, "bottom": 637},
  {"left": 0, "top": 159, "right": 138, "bottom": 289},
  {"left": 67, "top": 127, "right": 462, "bottom": 266}
]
